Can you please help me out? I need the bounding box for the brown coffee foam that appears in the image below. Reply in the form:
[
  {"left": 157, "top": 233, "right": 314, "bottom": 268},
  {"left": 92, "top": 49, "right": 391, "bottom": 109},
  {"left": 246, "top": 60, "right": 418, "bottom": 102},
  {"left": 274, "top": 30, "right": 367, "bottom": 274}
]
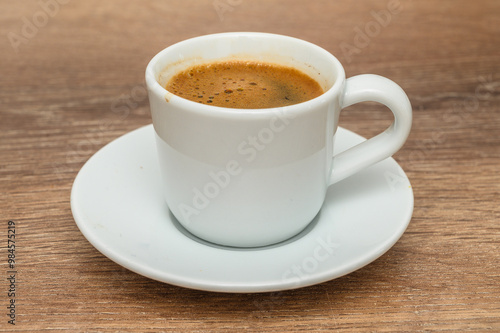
[{"left": 165, "top": 60, "right": 324, "bottom": 109}]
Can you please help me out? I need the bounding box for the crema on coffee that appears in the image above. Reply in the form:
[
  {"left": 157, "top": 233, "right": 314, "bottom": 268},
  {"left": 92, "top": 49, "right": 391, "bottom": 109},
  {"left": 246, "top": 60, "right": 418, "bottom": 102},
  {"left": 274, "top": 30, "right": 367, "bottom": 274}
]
[{"left": 165, "top": 60, "right": 324, "bottom": 109}]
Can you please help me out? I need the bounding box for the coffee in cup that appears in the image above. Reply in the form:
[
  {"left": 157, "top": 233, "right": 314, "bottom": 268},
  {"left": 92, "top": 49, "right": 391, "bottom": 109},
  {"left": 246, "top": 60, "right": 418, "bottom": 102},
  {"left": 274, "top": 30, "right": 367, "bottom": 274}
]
[
  {"left": 165, "top": 60, "right": 324, "bottom": 109},
  {"left": 146, "top": 32, "right": 412, "bottom": 247}
]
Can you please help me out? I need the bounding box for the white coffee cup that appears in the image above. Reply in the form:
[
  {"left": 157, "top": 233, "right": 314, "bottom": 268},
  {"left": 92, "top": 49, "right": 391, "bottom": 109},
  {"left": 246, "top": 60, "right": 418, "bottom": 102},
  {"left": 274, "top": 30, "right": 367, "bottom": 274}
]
[{"left": 146, "top": 32, "right": 412, "bottom": 247}]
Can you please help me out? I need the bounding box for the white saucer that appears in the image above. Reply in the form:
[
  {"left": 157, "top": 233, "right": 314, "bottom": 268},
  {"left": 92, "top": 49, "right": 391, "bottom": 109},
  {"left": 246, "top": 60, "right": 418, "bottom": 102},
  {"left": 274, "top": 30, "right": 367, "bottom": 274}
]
[{"left": 71, "top": 124, "right": 413, "bottom": 293}]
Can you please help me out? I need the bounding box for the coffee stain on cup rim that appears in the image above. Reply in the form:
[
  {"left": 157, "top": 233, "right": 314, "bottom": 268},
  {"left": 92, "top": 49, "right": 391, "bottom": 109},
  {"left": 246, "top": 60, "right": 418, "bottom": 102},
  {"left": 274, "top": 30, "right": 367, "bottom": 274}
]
[{"left": 164, "top": 90, "right": 175, "bottom": 103}]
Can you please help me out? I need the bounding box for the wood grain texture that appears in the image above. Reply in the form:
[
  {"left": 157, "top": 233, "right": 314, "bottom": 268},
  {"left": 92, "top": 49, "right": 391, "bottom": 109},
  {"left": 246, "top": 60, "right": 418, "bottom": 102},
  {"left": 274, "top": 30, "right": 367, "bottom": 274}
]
[{"left": 1, "top": 0, "right": 499, "bottom": 331}]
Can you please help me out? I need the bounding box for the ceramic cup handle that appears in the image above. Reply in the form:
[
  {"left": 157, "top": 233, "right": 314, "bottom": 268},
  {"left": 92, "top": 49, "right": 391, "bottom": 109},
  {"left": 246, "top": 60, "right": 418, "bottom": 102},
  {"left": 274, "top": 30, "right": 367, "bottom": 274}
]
[{"left": 329, "top": 74, "right": 412, "bottom": 184}]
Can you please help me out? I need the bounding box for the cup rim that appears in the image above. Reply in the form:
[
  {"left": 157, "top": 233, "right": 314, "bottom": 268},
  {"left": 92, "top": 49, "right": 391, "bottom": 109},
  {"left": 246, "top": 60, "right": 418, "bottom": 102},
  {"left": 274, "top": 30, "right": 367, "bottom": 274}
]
[{"left": 145, "top": 32, "right": 346, "bottom": 117}]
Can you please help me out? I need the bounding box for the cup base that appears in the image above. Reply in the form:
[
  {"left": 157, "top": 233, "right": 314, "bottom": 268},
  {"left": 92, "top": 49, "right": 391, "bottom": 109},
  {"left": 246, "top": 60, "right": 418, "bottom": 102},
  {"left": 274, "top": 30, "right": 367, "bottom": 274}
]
[{"left": 169, "top": 209, "right": 321, "bottom": 250}]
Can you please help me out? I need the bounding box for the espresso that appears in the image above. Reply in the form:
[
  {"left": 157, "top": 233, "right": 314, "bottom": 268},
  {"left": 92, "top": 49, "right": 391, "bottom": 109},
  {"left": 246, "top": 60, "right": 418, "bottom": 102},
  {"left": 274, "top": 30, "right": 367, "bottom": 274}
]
[{"left": 165, "top": 60, "right": 324, "bottom": 109}]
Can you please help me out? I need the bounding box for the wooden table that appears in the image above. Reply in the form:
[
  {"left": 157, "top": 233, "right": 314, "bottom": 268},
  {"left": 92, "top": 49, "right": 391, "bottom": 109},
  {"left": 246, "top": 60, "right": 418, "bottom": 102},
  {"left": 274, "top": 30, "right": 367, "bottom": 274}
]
[{"left": 1, "top": 0, "right": 499, "bottom": 331}]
